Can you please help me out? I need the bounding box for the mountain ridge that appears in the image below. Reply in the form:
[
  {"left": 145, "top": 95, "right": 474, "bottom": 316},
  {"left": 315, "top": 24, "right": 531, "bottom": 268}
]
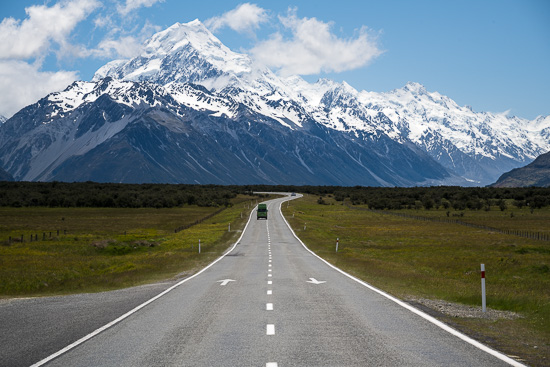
[
  {"left": 492, "top": 151, "right": 550, "bottom": 187},
  {"left": 0, "top": 19, "right": 548, "bottom": 186}
]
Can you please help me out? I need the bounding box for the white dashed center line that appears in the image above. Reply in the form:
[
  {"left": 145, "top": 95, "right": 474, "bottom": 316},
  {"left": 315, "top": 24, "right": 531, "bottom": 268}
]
[{"left": 265, "top": 219, "right": 276, "bottom": 366}]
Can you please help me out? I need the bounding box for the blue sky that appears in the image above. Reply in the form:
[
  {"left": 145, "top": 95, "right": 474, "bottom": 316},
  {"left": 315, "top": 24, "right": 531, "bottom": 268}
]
[{"left": 0, "top": 0, "right": 548, "bottom": 119}]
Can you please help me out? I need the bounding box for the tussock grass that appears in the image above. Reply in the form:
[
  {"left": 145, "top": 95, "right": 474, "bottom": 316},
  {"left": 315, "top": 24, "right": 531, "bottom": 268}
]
[
  {"left": 0, "top": 195, "right": 263, "bottom": 297},
  {"left": 283, "top": 195, "right": 550, "bottom": 367}
]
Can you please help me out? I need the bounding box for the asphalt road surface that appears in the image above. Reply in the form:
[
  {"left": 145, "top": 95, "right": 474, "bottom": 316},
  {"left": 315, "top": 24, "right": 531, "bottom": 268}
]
[{"left": 2, "top": 195, "right": 522, "bottom": 367}]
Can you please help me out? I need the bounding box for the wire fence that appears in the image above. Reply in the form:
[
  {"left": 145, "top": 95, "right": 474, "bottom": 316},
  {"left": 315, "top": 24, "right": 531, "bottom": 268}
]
[{"left": 173, "top": 207, "right": 227, "bottom": 233}]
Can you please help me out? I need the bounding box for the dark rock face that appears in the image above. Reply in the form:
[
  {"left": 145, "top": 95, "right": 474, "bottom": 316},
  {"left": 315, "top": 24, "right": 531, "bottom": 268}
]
[
  {"left": 0, "top": 166, "right": 13, "bottom": 181},
  {"left": 492, "top": 151, "right": 550, "bottom": 187},
  {"left": 32, "top": 85, "right": 449, "bottom": 185}
]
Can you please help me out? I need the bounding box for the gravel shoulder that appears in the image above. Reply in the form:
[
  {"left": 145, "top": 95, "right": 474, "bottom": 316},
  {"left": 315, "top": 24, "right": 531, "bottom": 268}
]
[{"left": 406, "top": 297, "right": 522, "bottom": 320}]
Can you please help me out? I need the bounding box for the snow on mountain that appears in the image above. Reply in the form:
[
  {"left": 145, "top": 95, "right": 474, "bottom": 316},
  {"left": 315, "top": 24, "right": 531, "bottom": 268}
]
[
  {"left": 1, "top": 19, "right": 548, "bottom": 186},
  {"left": 286, "top": 76, "right": 549, "bottom": 183},
  {"left": 357, "top": 81, "right": 548, "bottom": 160},
  {"left": 93, "top": 20, "right": 251, "bottom": 86},
  {"left": 0, "top": 78, "right": 188, "bottom": 181}
]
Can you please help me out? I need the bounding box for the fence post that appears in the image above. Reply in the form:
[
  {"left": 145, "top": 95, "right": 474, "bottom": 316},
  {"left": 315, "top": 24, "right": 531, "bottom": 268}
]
[{"left": 481, "top": 264, "right": 486, "bottom": 313}]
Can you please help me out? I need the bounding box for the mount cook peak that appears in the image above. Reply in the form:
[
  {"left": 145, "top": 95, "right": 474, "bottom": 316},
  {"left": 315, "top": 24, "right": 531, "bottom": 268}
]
[{"left": 0, "top": 20, "right": 548, "bottom": 186}]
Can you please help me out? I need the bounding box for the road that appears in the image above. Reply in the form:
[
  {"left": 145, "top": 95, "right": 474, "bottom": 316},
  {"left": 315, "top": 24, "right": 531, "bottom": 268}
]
[{"left": 2, "top": 195, "right": 520, "bottom": 366}]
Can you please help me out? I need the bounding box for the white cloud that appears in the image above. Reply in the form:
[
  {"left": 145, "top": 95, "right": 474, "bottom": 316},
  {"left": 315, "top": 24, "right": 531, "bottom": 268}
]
[
  {"left": 90, "top": 21, "right": 160, "bottom": 59},
  {"left": 0, "top": 0, "right": 101, "bottom": 60},
  {"left": 250, "top": 10, "right": 383, "bottom": 76},
  {"left": 0, "top": 0, "right": 101, "bottom": 118},
  {"left": 0, "top": 60, "right": 78, "bottom": 118},
  {"left": 117, "top": 0, "right": 164, "bottom": 16},
  {"left": 205, "top": 3, "right": 268, "bottom": 34},
  {"left": 93, "top": 35, "right": 143, "bottom": 59}
]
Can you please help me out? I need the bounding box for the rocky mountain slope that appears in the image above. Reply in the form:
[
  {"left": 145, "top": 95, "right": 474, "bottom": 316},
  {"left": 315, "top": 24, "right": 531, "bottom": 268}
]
[
  {"left": 0, "top": 20, "right": 548, "bottom": 185},
  {"left": 492, "top": 151, "right": 550, "bottom": 187}
]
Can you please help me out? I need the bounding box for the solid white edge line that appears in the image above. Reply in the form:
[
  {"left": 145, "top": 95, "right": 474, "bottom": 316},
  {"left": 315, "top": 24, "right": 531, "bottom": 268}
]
[
  {"left": 31, "top": 204, "right": 258, "bottom": 367},
  {"left": 278, "top": 196, "right": 526, "bottom": 367}
]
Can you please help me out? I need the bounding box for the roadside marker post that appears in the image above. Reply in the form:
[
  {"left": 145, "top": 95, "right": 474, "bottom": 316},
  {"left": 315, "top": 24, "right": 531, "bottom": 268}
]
[
  {"left": 481, "top": 264, "right": 486, "bottom": 313},
  {"left": 336, "top": 238, "right": 339, "bottom": 253},
  {"left": 199, "top": 239, "right": 201, "bottom": 254}
]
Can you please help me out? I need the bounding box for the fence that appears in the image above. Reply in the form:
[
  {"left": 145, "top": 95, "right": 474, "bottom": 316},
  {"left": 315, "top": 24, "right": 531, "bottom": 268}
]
[
  {"left": 5, "top": 230, "right": 67, "bottom": 245},
  {"left": 173, "top": 207, "right": 227, "bottom": 233},
  {"left": 3, "top": 199, "right": 259, "bottom": 244},
  {"left": 344, "top": 202, "right": 550, "bottom": 242},
  {"left": 173, "top": 198, "right": 258, "bottom": 233}
]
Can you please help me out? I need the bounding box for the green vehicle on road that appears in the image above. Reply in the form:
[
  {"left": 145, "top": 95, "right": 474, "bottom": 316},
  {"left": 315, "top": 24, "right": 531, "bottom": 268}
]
[{"left": 257, "top": 203, "right": 268, "bottom": 220}]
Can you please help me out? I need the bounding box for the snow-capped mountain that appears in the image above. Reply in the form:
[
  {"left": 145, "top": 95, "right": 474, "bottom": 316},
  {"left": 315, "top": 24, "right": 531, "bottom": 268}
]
[
  {"left": 0, "top": 19, "right": 548, "bottom": 185},
  {"left": 0, "top": 76, "right": 447, "bottom": 184}
]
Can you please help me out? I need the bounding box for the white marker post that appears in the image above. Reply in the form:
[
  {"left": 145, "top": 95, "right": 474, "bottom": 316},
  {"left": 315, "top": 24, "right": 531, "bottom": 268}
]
[
  {"left": 304, "top": 223, "right": 306, "bottom": 231},
  {"left": 199, "top": 239, "right": 201, "bottom": 254},
  {"left": 481, "top": 264, "right": 486, "bottom": 313},
  {"left": 228, "top": 223, "right": 231, "bottom": 232},
  {"left": 336, "top": 238, "right": 339, "bottom": 253}
]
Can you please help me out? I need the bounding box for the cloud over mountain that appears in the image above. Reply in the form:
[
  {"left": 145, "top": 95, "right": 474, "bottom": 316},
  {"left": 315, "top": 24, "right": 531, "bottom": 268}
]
[
  {"left": 205, "top": 3, "right": 269, "bottom": 34},
  {"left": 249, "top": 9, "right": 383, "bottom": 76}
]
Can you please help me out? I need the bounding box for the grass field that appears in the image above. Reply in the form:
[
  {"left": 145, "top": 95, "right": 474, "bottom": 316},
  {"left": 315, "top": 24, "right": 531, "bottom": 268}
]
[
  {"left": 0, "top": 195, "right": 265, "bottom": 297},
  {"left": 283, "top": 195, "right": 550, "bottom": 367}
]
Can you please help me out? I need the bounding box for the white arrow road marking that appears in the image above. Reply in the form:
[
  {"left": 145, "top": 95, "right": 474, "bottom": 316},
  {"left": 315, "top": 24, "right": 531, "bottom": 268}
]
[
  {"left": 217, "top": 279, "right": 236, "bottom": 286},
  {"left": 306, "top": 278, "right": 326, "bottom": 285}
]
